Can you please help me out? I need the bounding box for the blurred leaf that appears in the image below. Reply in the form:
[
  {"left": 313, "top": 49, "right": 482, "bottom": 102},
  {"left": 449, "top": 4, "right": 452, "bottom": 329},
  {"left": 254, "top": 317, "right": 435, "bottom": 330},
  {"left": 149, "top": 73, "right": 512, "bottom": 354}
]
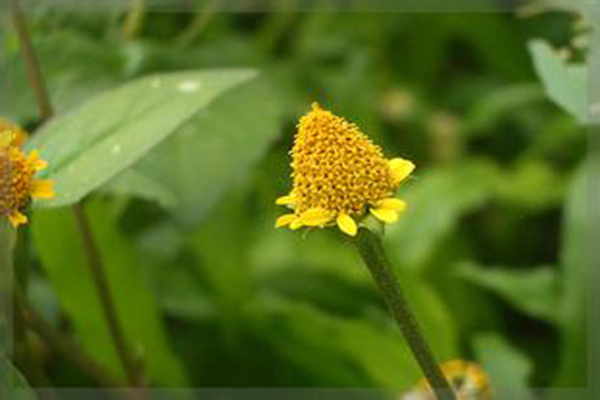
[
  {"left": 249, "top": 296, "right": 419, "bottom": 388},
  {"left": 112, "top": 75, "right": 283, "bottom": 228},
  {"left": 554, "top": 162, "right": 590, "bottom": 385},
  {"left": 457, "top": 262, "right": 558, "bottom": 322},
  {"left": 31, "top": 202, "right": 188, "bottom": 386},
  {"left": 28, "top": 69, "right": 258, "bottom": 208},
  {"left": 463, "top": 84, "right": 545, "bottom": 135},
  {"left": 386, "top": 161, "right": 496, "bottom": 271},
  {"left": 0, "top": 357, "right": 37, "bottom": 400},
  {"left": 529, "top": 40, "right": 589, "bottom": 125},
  {"left": 473, "top": 333, "right": 534, "bottom": 400},
  {"left": 102, "top": 169, "right": 176, "bottom": 209},
  {"left": 495, "top": 160, "right": 567, "bottom": 210},
  {"left": 188, "top": 190, "right": 254, "bottom": 308}
]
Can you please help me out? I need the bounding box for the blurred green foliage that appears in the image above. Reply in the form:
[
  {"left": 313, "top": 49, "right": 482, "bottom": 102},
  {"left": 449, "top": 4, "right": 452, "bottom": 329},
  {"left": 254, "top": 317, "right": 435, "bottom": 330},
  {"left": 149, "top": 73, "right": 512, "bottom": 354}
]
[{"left": 0, "top": 2, "right": 591, "bottom": 396}]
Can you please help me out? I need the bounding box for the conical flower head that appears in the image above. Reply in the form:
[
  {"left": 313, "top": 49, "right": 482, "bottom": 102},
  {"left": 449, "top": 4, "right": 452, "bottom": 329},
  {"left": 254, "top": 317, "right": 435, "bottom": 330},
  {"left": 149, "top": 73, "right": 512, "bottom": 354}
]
[
  {"left": 1, "top": 120, "right": 54, "bottom": 228},
  {"left": 276, "top": 103, "right": 415, "bottom": 236}
]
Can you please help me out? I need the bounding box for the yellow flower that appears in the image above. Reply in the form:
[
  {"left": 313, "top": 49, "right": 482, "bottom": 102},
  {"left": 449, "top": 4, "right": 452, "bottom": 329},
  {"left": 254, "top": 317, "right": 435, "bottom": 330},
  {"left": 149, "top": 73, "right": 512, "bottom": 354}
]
[
  {"left": 1, "top": 120, "right": 54, "bottom": 228},
  {"left": 275, "top": 103, "right": 415, "bottom": 236},
  {"left": 405, "top": 360, "right": 492, "bottom": 400}
]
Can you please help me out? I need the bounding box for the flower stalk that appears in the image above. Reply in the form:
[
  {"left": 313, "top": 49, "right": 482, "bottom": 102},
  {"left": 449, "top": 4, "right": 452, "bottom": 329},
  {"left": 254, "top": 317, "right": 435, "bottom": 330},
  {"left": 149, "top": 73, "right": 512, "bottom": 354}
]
[
  {"left": 353, "top": 228, "right": 456, "bottom": 400},
  {"left": 9, "top": 0, "right": 145, "bottom": 392}
]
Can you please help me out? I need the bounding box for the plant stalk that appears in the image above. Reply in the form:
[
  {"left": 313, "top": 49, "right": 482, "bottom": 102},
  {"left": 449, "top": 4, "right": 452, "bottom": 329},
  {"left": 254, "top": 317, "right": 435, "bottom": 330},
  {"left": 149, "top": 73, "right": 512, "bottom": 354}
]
[
  {"left": 8, "top": 0, "right": 53, "bottom": 121},
  {"left": 15, "top": 287, "right": 123, "bottom": 388},
  {"left": 71, "top": 204, "right": 144, "bottom": 388},
  {"left": 10, "top": 0, "right": 145, "bottom": 392},
  {"left": 354, "top": 228, "right": 456, "bottom": 400}
]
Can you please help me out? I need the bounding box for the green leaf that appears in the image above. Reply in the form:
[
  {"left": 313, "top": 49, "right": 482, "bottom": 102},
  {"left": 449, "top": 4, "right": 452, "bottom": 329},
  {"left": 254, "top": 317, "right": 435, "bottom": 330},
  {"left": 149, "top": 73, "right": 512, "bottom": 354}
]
[
  {"left": 28, "top": 69, "right": 259, "bottom": 208},
  {"left": 0, "top": 357, "right": 37, "bottom": 400},
  {"left": 457, "top": 262, "right": 558, "bottom": 322},
  {"left": 473, "top": 333, "right": 534, "bottom": 400},
  {"left": 31, "top": 202, "right": 188, "bottom": 386},
  {"left": 111, "top": 75, "right": 283, "bottom": 227},
  {"left": 554, "top": 162, "right": 590, "bottom": 385},
  {"left": 385, "top": 161, "right": 496, "bottom": 270},
  {"left": 463, "top": 84, "right": 545, "bottom": 136},
  {"left": 249, "top": 296, "right": 419, "bottom": 388},
  {"left": 528, "top": 40, "right": 589, "bottom": 125}
]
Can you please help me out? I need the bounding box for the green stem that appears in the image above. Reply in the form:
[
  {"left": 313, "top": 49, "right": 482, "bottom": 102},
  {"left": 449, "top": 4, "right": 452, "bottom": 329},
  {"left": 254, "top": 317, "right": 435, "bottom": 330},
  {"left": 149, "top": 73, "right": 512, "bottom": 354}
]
[
  {"left": 71, "top": 204, "right": 144, "bottom": 388},
  {"left": 8, "top": 0, "right": 53, "bottom": 121},
  {"left": 354, "top": 228, "right": 456, "bottom": 400},
  {"left": 9, "top": 0, "right": 146, "bottom": 392},
  {"left": 122, "top": 0, "right": 146, "bottom": 40},
  {"left": 15, "top": 288, "right": 123, "bottom": 388}
]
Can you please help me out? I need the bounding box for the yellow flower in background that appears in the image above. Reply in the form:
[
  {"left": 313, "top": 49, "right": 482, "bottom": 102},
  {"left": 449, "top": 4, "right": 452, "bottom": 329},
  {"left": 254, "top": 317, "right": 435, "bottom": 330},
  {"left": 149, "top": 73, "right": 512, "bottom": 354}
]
[
  {"left": 1, "top": 120, "right": 54, "bottom": 228},
  {"left": 275, "top": 103, "right": 415, "bottom": 236},
  {"left": 404, "top": 360, "right": 492, "bottom": 400}
]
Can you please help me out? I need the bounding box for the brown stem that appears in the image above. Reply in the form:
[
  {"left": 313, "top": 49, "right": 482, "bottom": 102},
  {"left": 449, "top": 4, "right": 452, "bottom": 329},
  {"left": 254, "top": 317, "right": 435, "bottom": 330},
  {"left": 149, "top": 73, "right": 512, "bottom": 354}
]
[
  {"left": 9, "top": 0, "right": 146, "bottom": 393},
  {"left": 8, "top": 0, "right": 53, "bottom": 120},
  {"left": 71, "top": 204, "right": 144, "bottom": 388},
  {"left": 15, "top": 288, "right": 123, "bottom": 388}
]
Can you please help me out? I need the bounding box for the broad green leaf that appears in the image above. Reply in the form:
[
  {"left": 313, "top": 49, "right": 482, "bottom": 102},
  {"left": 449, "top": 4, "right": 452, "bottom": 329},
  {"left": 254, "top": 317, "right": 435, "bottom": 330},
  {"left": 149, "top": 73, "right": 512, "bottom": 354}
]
[
  {"left": 110, "top": 76, "right": 283, "bottom": 227},
  {"left": 529, "top": 40, "right": 589, "bottom": 125},
  {"left": 386, "top": 161, "right": 496, "bottom": 270},
  {"left": 31, "top": 202, "right": 188, "bottom": 386},
  {"left": 251, "top": 233, "right": 457, "bottom": 367},
  {"left": 554, "top": 162, "right": 590, "bottom": 385},
  {"left": 249, "top": 296, "right": 418, "bottom": 388},
  {"left": 0, "top": 357, "right": 37, "bottom": 400},
  {"left": 457, "top": 262, "right": 558, "bottom": 323},
  {"left": 473, "top": 333, "right": 534, "bottom": 400},
  {"left": 102, "top": 169, "right": 176, "bottom": 209},
  {"left": 28, "top": 69, "right": 258, "bottom": 208}
]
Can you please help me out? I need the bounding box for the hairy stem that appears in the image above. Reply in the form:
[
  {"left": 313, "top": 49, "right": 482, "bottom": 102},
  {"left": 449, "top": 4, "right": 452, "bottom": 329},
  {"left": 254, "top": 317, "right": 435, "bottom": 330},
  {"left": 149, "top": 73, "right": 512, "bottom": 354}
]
[{"left": 354, "top": 228, "right": 456, "bottom": 400}]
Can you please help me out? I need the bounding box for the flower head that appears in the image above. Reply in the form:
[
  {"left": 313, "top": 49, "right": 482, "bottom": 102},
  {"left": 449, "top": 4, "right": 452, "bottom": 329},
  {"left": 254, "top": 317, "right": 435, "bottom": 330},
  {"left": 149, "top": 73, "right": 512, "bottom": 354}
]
[
  {"left": 404, "top": 360, "right": 492, "bottom": 400},
  {"left": 276, "top": 103, "right": 415, "bottom": 236},
  {"left": 1, "top": 120, "right": 54, "bottom": 228}
]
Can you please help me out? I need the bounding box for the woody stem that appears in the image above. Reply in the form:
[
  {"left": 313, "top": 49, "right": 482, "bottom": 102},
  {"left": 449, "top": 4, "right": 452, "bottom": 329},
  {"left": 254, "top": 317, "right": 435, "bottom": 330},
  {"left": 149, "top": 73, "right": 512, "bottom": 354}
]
[{"left": 353, "top": 228, "right": 456, "bottom": 400}]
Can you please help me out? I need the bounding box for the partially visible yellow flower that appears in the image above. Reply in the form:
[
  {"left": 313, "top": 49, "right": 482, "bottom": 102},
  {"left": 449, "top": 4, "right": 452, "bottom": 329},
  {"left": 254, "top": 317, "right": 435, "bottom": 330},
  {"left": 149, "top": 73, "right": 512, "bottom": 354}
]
[
  {"left": 1, "top": 120, "right": 54, "bottom": 228},
  {"left": 404, "top": 360, "right": 492, "bottom": 400},
  {"left": 275, "top": 103, "right": 415, "bottom": 236}
]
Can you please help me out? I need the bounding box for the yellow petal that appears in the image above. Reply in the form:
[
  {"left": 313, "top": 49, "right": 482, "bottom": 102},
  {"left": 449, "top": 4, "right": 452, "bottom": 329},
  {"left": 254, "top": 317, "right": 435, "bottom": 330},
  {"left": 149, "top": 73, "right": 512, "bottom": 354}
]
[
  {"left": 275, "top": 194, "right": 297, "bottom": 207},
  {"left": 336, "top": 213, "right": 357, "bottom": 236},
  {"left": 8, "top": 211, "right": 28, "bottom": 228},
  {"left": 300, "top": 208, "right": 334, "bottom": 227},
  {"left": 389, "top": 158, "right": 415, "bottom": 185},
  {"left": 275, "top": 214, "right": 297, "bottom": 228},
  {"left": 290, "top": 218, "right": 304, "bottom": 230},
  {"left": 370, "top": 207, "right": 399, "bottom": 223},
  {"left": 31, "top": 180, "right": 55, "bottom": 199},
  {"left": 376, "top": 198, "right": 407, "bottom": 212},
  {"left": 29, "top": 150, "right": 48, "bottom": 171}
]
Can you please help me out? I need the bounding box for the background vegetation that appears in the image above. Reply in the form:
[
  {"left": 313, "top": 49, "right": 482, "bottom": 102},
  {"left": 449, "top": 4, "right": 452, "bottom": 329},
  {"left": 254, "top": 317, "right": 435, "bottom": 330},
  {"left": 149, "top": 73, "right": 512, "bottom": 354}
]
[{"left": 0, "top": 0, "right": 593, "bottom": 398}]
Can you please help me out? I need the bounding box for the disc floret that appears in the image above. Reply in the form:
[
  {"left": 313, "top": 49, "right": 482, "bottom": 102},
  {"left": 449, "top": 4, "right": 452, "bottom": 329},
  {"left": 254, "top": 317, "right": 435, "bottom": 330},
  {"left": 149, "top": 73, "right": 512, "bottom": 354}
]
[
  {"left": 1, "top": 120, "right": 54, "bottom": 228},
  {"left": 276, "top": 103, "right": 414, "bottom": 236}
]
